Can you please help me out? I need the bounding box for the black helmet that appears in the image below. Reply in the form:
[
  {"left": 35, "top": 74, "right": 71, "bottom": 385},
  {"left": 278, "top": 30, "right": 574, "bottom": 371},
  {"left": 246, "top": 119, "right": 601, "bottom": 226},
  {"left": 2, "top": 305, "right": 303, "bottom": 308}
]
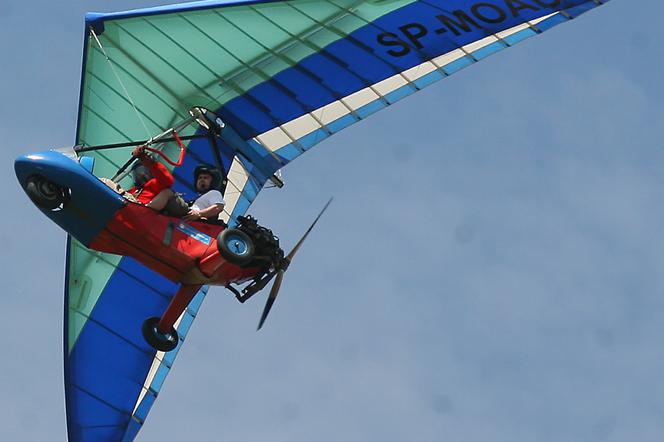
[{"left": 194, "top": 164, "right": 222, "bottom": 191}]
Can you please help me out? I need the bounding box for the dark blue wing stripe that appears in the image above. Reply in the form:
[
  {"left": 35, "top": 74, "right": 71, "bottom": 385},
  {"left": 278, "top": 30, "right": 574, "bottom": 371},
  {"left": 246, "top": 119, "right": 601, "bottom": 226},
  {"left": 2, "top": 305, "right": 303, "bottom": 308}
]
[
  {"left": 65, "top": 256, "right": 207, "bottom": 441},
  {"left": 217, "top": 0, "right": 597, "bottom": 139}
]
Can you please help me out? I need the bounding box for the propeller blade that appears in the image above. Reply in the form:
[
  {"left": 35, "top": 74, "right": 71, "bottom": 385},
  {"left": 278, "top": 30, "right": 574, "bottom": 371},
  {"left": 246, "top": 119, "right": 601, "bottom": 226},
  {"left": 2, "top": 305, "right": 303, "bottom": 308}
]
[
  {"left": 257, "top": 270, "right": 285, "bottom": 331},
  {"left": 287, "top": 197, "right": 333, "bottom": 260},
  {"left": 256, "top": 198, "right": 332, "bottom": 331}
]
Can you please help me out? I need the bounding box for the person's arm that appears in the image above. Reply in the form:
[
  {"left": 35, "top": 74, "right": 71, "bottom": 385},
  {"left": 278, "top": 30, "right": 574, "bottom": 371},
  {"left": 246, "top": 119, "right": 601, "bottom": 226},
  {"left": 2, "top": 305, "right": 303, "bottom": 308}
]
[
  {"left": 186, "top": 203, "right": 224, "bottom": 220},
  {"left": 143, "top": 156, "right": 174, "bottom": 188},
  {"left": 132, "top": 145, "right": 175, "bottom": 189},
  {"left": 184, "top": 190, "right": 225, "bottom": 221}
]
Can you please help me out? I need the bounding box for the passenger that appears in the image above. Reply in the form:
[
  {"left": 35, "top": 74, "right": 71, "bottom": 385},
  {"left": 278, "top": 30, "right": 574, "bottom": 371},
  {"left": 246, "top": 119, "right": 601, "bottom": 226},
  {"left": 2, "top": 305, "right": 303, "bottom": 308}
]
[
  {"left": 183, "top": 164, "right": 225, "bottom": 223},
  {"left": 129, "top": 146, "right": 175, "bottom": 211}
]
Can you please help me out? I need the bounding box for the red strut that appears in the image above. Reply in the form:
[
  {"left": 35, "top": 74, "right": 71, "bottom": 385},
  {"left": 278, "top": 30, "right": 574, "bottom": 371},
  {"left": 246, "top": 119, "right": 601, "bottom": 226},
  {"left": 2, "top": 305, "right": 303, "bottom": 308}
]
[{"left": 157, "top": 284, "right": 202, "bottom": 333}]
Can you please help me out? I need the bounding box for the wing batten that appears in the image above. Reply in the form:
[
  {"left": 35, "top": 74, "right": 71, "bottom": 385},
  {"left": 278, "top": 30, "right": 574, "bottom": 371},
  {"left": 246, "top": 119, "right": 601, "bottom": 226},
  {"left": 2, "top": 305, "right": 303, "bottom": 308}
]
[
  {"left": 238, "top": 5, "right": 603, "bottom": 165},
  {"left": 101, "top": 26, "right": 202, "bottom": 116},
  {"left": 286, "top": 3, "right": 400, "bottom": 89},
  {"left": 218, "top": 9, "right": 347, "bottom": 118},
  {"left": 80, "top": 0, "right": 418, "bottom": 151},
  {"left": 170, "top": 13, "right": 292, "bottom": 132},
  {"left": 94, "top": 34, "right": 188, "bottom": 115},
  {"left": 215, "top": 2, "right": 600, "bottom": 142},
  {"left": 114, "top": 21, "right": 221, "bottom": 107}
]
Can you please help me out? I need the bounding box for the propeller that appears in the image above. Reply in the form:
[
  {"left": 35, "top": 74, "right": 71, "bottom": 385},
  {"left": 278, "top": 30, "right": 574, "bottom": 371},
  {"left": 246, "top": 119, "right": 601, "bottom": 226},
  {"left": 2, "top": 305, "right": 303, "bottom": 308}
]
[{"left": 257, "top": 198, "right": 333, "bottom": 330}]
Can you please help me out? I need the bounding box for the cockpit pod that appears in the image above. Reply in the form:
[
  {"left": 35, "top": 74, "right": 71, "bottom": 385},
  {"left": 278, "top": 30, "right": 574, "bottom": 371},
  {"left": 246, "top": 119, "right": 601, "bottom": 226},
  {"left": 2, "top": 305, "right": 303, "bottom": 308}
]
[{"left": 14, "top": 107, "right": 223, "bottom": 245}]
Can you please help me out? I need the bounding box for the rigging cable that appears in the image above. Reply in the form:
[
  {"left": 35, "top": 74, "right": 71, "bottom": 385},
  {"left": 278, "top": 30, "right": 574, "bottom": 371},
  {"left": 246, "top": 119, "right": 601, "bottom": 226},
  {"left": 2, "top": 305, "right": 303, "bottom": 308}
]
[{"left": 90, "top": 27, "right": 152, "bottom": 139}]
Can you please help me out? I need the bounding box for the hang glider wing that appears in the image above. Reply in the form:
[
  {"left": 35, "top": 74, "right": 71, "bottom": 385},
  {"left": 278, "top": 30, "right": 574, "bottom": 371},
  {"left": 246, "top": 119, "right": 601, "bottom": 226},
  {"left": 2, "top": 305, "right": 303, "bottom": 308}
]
[{"left": 66, "top": 0, "right": 609, "bottom": 440}]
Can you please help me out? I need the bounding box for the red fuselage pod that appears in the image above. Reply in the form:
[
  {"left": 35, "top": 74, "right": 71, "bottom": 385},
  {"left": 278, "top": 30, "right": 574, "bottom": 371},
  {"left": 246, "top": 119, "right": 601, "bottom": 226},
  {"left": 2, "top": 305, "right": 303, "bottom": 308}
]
[
  {"left": 89, "top": 202, "right": 261, "bottom": 286},
  {"left": 15, "top": 148, "right": 261, "bottom": 287}
]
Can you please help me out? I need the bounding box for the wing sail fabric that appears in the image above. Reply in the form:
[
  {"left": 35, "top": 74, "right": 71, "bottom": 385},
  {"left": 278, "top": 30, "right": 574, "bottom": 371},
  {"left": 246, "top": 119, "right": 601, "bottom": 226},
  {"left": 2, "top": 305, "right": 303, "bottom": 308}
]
[
  {"left": 65, "top": 239, "right": 208, "bottom": 441},
  {"left": 245, "top": 9, "right": 576, "bottom": 158},
  {"left": 67, "top": 0, "right": 609, "bottom": 440},
  {"left": 78, "top": 0, "right": 609, "bottom": 189},
  {"left": 222, "top": 0, "right": 609, "bottom": 167}
]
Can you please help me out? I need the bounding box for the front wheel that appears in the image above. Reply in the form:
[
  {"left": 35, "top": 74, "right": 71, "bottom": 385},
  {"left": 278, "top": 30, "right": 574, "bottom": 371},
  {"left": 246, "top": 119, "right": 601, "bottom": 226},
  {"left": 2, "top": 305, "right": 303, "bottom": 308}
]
[
  {"left": 217, "top": 228, "right": 255, "bottom": 266},
  {"left": 25, "top": 175, "right": 69, "bottom": 210},
  {"left": 142, "top": 317, "right": 179, "bottom": 352}
]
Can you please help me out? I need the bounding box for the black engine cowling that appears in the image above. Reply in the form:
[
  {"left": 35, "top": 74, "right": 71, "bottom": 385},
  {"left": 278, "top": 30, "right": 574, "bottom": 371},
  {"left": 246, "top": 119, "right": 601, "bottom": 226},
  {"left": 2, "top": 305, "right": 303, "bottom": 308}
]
[{"left": 235, "top": 215, "right": 286, "bottom": 270}]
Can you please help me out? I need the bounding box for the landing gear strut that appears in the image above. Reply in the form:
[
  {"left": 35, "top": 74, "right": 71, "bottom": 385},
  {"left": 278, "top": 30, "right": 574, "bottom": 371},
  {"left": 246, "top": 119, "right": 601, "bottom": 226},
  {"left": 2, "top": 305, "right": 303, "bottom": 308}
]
[{"left": 141, "top": 284, "right": 201, "bottom": 352}]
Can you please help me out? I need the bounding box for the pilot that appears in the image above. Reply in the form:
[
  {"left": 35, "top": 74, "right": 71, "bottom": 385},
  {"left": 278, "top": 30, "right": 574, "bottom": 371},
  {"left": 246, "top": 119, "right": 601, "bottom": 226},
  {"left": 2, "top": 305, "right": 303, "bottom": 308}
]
[
  {"left": 129, "top": 145, "right": 175, "bottom": 211},
  {"left": 183, "top": 164, "right": 225, "bottom": 223}
]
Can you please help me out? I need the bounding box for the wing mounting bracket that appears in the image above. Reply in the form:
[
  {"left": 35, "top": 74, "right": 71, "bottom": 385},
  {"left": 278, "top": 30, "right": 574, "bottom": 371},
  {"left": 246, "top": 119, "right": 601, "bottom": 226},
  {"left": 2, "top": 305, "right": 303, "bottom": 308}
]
[{"left": 217, "top": 122, "right": 284, "bottom": 188}]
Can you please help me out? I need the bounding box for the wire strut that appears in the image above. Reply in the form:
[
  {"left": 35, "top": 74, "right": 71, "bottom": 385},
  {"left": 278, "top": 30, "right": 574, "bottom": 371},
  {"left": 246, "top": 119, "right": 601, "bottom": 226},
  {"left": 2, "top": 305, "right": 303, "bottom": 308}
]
[{"left": 90, "top": 27, "right": 152, "bottom": 139}]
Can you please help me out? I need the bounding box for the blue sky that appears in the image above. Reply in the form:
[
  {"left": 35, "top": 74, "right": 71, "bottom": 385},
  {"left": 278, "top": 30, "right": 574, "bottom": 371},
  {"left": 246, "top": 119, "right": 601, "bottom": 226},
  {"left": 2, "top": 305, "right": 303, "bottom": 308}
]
[{"left": 3, "top": 1, "right": 664, "bottom": 441}]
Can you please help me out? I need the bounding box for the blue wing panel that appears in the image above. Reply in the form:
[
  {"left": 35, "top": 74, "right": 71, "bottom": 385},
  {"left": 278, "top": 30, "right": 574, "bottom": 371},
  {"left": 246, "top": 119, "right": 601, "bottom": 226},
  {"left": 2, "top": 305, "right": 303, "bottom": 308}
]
[
  {"left": 217, "top": 0, "right": 605, "bottom": 140},
  {"left": 64, "top": 255, "right": 207, "bottom": 442}
]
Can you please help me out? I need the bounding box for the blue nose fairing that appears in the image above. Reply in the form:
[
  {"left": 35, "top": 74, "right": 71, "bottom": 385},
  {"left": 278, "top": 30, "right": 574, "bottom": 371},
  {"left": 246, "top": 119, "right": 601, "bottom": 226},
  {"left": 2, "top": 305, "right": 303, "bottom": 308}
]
[{"left": 15, "top": 149, "right": 126, "bottom": 245}]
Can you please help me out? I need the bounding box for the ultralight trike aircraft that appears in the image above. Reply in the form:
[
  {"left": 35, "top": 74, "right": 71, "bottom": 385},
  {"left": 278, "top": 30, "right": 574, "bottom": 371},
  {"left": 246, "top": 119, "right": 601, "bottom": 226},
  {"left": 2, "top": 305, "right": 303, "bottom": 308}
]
[
  {"left": 14, "top": 1, "right": 609, "bottom": 441},
  {"left": 16, "top": 107, "right": 329, "bottom": 352}
]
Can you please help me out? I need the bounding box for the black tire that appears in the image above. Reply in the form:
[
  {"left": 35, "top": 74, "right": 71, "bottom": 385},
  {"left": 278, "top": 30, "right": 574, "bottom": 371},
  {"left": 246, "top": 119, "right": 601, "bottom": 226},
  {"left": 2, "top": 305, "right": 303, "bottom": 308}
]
[
  {"left": 142, "top": 317, "right": 179, "bottom": 352},
  {"left": 25, "top": 175, "right": 68, "bottom": 210},
  {"left": 217, "top": 228, "right": 255, "bottom": 266}
]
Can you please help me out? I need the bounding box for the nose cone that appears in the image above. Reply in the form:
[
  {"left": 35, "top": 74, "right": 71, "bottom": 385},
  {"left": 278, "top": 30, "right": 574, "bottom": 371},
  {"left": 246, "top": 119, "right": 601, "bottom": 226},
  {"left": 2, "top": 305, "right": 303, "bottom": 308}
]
[
  {"left": 15, "top": 148, "right": 81, "bottom": 188},
  {"left": 15, "top": 149, "right": 127, "bottom": 245},
  {"left": 15, "top": 152, "right": 52, "bottom": 189}
]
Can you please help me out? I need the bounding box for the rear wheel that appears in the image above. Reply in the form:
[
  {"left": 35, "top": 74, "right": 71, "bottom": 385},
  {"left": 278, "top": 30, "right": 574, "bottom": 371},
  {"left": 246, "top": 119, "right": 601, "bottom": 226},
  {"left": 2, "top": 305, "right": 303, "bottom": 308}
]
[
  {"left": 25, "top": 175, "right": 69, "bottom": 210},
  {"left": 217, "top": 229, "right": 255, "bottom": 266},
  {"left": 142, "top": 317, "right": 179, "bottom": 352}
]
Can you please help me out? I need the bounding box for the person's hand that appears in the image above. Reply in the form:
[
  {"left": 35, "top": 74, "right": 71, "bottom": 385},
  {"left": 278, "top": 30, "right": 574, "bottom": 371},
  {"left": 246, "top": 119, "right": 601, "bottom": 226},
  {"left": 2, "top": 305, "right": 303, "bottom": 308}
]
[
  {"left": 131, "top": 145, "right": 146, "bottom": 158},
  {"left": 183, "top": 209, "right": 202, "bottom": 221}
]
